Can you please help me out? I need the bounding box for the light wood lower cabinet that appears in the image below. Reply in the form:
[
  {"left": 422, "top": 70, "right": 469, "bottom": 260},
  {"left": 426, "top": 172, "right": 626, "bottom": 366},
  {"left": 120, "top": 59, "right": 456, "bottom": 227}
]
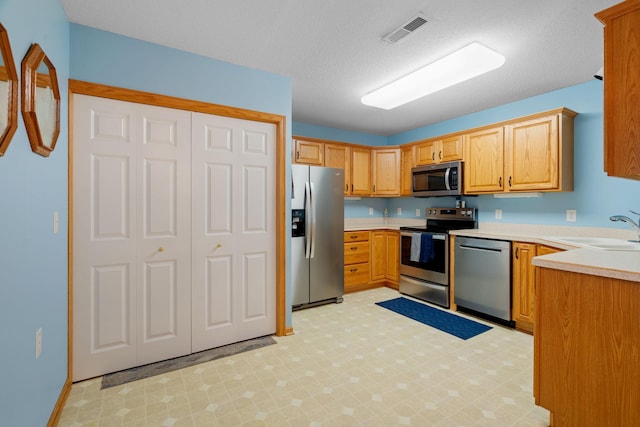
[
  {"left": 511, "top": 242, "right": 536, "bottom": 334},
  {"left": 512, "top": 243, "right": 563, "bottom": 335},
  {"left": 344, "top": 231, "right": 371, "bottom": 293},
  {"left": 370, "top": 230, "right": 400, "bottom": 289},
  {"left": 534, "top": 267, "right": 640, "bottom": 426},
  {"left": 344, "top": 230, "right": 399, "bottom": 293}
]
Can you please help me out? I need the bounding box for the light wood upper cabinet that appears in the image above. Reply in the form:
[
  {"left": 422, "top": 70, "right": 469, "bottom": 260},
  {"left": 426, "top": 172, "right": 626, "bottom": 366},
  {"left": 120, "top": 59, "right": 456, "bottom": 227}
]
[
  {"left": 325, "top": 143, "right": 351, "bottom": 195},
  {"left": 415, "top": 135, "right": 463, "bottom": 166},
  {"left": 400, "top": 144, "right": 415, "bottom": 196},
  {"left": 464, "top": 109, "right": 576, "bottom": 194},
  {"left": 512, "top": 242, "right": 536, "bottom": 334},
  {"left": 372, "top": 147, "right": 400, "bottom": 196},
  {"left": 464, "top": 126, "right": 505, "bottom": 193},
  {"left": 596, "top": 1, "right": 640, "bottom": 180},
  {"left": 350, "top": 146, "right": 372, "bottom": 195},
  {"left": 293, "top": 138, "right": 323, "bottom": 165}
]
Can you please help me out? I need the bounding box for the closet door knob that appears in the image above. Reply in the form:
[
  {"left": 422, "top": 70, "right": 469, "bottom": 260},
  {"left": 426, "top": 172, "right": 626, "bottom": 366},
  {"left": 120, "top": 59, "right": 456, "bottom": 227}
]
[
  {"left": 216, "top": 243, "right": 223, "bottom": 248},
  {"left": 158, "top": 247, "right": 165, "bottom": 252}
]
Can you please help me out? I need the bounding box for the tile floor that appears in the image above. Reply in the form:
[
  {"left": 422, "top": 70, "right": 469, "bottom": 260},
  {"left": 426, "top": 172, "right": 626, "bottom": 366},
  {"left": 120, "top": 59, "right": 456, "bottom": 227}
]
[{"left": 58, "top": 287, "right": 550, "bottom": 426}]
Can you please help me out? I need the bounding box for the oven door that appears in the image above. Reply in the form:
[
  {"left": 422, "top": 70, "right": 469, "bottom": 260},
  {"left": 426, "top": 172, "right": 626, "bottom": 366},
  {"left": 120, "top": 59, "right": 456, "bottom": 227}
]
[{"left": 399, "top": 231, "right": 448, "bottom": 285}]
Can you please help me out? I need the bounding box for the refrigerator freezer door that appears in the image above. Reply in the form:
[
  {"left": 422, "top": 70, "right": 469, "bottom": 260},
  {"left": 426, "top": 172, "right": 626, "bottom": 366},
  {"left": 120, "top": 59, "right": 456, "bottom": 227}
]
[
  {"left": 309, "top": 166, "right": 344, "bottom": 303},
  {"left": 291, "top": 165, "right": 310, "bottom": 306}
]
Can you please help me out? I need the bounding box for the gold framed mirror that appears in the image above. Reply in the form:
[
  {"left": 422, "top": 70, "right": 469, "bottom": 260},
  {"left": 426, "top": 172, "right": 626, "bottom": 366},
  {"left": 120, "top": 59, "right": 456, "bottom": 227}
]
[
  {"left": 21, "top": 43, "right": 60, "bottom": 157},
  {"left": 0, "top": 23, "right": 18, "bottom": 156}
]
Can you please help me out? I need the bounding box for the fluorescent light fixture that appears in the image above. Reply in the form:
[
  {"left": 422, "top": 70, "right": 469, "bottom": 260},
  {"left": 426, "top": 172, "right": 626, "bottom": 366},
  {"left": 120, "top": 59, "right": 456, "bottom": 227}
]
[{"left": 361, "top": 42, "right": 505, "bottom": 110}]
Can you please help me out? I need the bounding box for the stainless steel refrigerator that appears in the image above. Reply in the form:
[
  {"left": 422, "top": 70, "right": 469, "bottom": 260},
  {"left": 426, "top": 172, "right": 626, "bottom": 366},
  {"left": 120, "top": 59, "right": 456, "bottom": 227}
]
[{"left": 291, "top": 165, "right": 344, "bottom": 309}]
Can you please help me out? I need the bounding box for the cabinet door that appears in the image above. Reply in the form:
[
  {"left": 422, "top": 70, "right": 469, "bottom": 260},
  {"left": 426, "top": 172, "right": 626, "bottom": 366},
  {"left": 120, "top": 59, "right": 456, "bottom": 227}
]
[
  {"left": 505, "top": 115, "right": 559, "bottom": 191},
  {"left": 294, "top": 139, "right": 324, "bottom": 165},
  {"left": 415, "top": 140, "right": 438, "bottom": 165},
  {"left": 370, "top": 231, "right": 386, "bottom": 281},
  {"left": 464, "top": 126, "right": 504, "bottom": 194},
  {"left": 351, "top": 146, "right": 372, "bottom": 195},
  {"left": 400, "top": 144, "right": 415, "bottom": 196},
  {"left": 385, "top": 232, "right": 400, "bottom": 283},
  {"left": 372, "top": 148, "right": 400, "bottom": 196},
  {"left": 512, "top": 242, "right": 536, "bottom": 334},
  {"left": 597, "top": 2, "right": 640, "bottom": 179},
  {"left": 325, "top": 143, "right": 351, "bottom": 195},
  {"left": 441, "top": 135, "right": 463, "bottom": 162}
]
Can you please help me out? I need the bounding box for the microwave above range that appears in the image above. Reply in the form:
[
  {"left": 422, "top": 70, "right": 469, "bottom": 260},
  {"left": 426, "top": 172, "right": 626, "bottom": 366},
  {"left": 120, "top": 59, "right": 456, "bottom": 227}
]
[{"left": 412, "top": 160, "right": 462, "bottom": 197}]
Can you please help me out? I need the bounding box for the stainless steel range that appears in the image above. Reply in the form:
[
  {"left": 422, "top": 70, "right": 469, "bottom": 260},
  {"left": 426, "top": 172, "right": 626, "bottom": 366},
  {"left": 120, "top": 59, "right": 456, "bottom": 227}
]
[{"left": 399, "top": 207, "right": 477, "bottom": 308}]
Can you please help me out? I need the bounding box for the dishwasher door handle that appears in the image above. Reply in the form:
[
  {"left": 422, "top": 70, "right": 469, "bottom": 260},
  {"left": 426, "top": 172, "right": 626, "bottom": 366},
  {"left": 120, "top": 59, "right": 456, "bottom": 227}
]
[{"left": 458, "top": 244, "right": 504, "bottom": 253}]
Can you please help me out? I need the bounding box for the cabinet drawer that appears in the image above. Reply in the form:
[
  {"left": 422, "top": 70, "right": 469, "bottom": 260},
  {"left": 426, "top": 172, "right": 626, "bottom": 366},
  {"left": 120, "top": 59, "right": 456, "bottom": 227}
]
[
  {"left": 344, "top": 231, "right": 369, "bottom": 242},
  {"left": 344, "top": 263, "right": 370, "bottom": 286},
  {"left": 344, "top": 242, "right": 370, "bottom": 264}
]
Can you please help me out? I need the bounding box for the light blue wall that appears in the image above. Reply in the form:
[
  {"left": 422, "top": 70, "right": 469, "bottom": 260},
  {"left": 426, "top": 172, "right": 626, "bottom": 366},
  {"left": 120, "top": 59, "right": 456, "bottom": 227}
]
[
  {"left": 69, "top": 25, "right": 295, "bottom": 325},
  {"left": 296, "top": 80, "right": 640, "bottom": 232},
  {"left": 0, "top": 0, "right": 70, "bottom": 425},
  {"left": 293, "top": 121, "right": 387, "bottom": 146}
]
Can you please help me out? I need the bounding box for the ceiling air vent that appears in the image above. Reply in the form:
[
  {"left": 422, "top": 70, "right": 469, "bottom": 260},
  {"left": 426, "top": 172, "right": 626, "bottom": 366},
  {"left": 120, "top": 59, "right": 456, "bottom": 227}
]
[{"left": 382, "top": 14, "right": 428, "bottom": 44}]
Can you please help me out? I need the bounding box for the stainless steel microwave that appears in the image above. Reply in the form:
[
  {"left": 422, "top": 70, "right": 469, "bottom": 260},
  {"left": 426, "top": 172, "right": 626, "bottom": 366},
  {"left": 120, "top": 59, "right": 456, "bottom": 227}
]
[{"left": 412, "top": 161, "right": 463, "bottom": 197}]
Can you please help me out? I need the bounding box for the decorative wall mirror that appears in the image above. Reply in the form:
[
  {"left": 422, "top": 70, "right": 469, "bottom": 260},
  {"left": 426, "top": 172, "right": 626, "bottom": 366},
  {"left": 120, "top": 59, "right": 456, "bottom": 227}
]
[
  {"left": 21, "top": 43, "right": 60, "bottom": 157},
  {"left": 0, "top": 23, "right": 18, "bottom": 156}
]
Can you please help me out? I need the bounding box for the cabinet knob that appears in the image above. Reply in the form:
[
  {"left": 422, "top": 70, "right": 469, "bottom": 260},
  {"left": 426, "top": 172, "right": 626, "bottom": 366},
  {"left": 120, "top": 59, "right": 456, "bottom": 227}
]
[
  {"left": 499, "top": 176, "right": 503, "bottom": 188},
  {"left": 432, "top": 153, "right": 435, "bottom": 160},
  {"left": 509, "top": 176, "right": 512, "bottom": 187},
  {"left": 350, "top": 268, "right": 358, "bottom": 273},
  {"left": 350, "top": 235, "right": 358, "bottom": 239},
  {"left": 439, "top": 151, "right": 442, "bottom": 160},
  {"left": 515, "top": 247, "right": 519, "bottom": 259},
  {"left": 350, "top": 246, "right": 358, "bottom": 250}
]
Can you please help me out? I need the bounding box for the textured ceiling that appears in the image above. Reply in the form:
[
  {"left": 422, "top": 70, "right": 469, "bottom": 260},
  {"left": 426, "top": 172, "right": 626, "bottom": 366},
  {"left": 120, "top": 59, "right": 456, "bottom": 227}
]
[{"left": 60, "top": 0, "right": 619, "bottom": 136}]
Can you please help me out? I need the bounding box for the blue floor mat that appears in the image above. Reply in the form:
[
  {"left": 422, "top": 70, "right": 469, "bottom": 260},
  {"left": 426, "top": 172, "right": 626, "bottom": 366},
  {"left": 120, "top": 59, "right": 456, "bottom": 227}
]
[{"left": 376, "top": 297, "right": 492, "bottom": 340}]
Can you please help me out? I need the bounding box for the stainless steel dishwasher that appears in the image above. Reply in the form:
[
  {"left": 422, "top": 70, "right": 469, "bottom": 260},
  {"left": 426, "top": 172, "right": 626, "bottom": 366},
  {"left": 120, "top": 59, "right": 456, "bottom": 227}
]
[{"left": 454, "top": 236, "right": 512, "bottom": 322}]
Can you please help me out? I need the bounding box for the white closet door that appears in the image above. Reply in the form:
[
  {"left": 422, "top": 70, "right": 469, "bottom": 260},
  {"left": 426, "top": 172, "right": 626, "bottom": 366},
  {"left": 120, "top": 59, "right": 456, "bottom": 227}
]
[
  {"left": 73, "top": 95, "right": 192, "bottom": 380},
  {"left": 135, "top": 103, "right": 192, "bottom": 365},
  {"left": 191, "top": 113, "right": 276, "bottom": 352}
]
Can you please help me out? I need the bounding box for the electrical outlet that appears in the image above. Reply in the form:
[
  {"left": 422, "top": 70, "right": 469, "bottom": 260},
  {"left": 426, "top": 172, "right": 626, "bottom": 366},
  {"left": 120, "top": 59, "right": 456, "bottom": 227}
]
[
  {"left": 53, "top": 211, "right": 59, "bottom": 234},
  {"left": 368, "top": 207, "right": 374, "bottom": 216},
  {"left": 495, "top": 209, "right": 503, "bottom": 220},
  {"left": 566, "top": 209, "right": 577, "bottom": 222},
  {"left": 397, "top": 207, "right": 402, "bottom": 216},
  {"left": 416, "top": 208, "right": 421, "bottom": 217},
  {"left": 36, "top": 328, "right": 42, "bottom": 359}
]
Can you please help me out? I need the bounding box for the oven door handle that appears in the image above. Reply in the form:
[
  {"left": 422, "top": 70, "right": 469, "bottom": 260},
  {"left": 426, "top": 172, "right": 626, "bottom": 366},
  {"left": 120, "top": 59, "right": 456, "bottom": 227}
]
[{"left": 401, "top": 231, "right": 446, "bottom": 240}]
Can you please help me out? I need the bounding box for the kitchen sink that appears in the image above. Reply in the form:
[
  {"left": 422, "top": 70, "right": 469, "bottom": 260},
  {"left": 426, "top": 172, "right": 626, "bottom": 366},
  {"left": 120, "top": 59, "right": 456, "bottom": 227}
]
[{"left": 543, "top": 236, "right": 640, "bottom": 251}]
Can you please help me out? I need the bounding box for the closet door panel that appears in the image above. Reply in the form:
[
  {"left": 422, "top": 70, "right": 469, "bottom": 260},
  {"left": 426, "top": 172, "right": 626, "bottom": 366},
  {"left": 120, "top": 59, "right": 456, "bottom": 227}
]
[
  {"left": 236, "top": 123, "right": 276, "bottom": 340},
  {"left": 191, "top": 115, "right": 238, "bottom": 351},
  {"left": 73, "top": 95, "right": 192, "bottom": 379},
  {"left": 192, "top": 114, "right": 276, "bottom": 351},
  {"left": 136, "top": 104, "right": 192, "bottom": 364},
  {"left": 73, "top": 95, "right": 138, "bottom": 381}
]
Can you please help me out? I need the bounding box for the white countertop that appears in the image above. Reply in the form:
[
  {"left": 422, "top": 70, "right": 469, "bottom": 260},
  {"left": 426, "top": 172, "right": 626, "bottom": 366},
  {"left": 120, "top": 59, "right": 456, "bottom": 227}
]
[{"left": 344, "top": 220, "right": 640, "bottom": 281}]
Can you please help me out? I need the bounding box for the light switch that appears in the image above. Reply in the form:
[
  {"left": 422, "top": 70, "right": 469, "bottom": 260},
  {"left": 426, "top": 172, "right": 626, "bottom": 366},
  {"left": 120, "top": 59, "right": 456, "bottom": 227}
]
[
  {"left": 53, "top": 211, "right": 59, "bottom": 234},
  {"left": 416, "top": 208, "right": 421, "bottom": 217},
  {"left": 566, "top": 209, "right": 577, "bottom": 222},
  {"left": 495, "top": 209, "right": 502, "bottom": 220},
  {"left": 369, "top": 207, "right": 374, "bottom": 216},
  {"left": 397, "top": 208, "right": 402, "bottom": 215}
]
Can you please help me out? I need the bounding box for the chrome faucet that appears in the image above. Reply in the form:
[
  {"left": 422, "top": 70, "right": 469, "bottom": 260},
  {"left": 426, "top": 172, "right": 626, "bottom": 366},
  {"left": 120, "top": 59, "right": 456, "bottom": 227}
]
[{"left": 609, "top": 210, "right": 640, "bottom": 242}]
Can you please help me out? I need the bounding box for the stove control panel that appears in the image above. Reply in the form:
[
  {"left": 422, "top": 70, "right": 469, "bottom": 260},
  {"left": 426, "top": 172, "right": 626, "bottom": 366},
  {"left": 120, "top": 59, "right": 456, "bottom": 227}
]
[{"left": 426, "top": 207, "right": 476, "bottom": 221}]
